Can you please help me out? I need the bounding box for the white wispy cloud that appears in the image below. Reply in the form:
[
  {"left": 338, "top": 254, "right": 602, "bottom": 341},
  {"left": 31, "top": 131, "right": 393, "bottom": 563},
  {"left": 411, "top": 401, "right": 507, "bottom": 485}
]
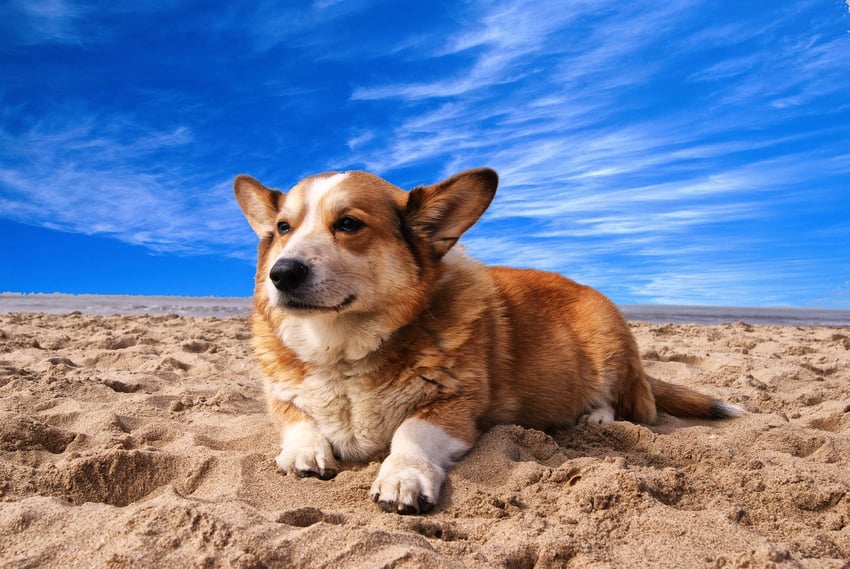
[
  {"left": 534, "top": 202, "right": 763, "bottom": 240},
  {"left": 344, "top": 0, "right": 847, "bottom": 177},
  {"left": 2, "top": 0, "right": 846, "bottom": 305},
  {"left": 337, "top": 0, "right": 849, "bottom": 305},
  {"left": 632, "top": 266, "right": 789, "bottom": 306},
  {"left": 0, "top": 1, "right": 175, "bottom": 46},
  {"left": 241, "top": 0, "right": 389, "bottom": 53},
  {"left": 627, "top": 249, "right": 850, "bottom": 307},
  {"left": 0, "top": 110, "right": 251, "bottom": 256},
  {"left": 345, "top": 2, "right": 846, "bottom": 183},
  {"left": 2, "top": 0, "right": 88, "bottom": 45}
]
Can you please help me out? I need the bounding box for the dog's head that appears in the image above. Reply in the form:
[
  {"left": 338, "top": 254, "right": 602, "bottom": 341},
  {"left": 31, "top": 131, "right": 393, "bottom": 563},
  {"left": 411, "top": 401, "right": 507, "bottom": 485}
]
[{"left": 234, "top": 168, "right": 498, "bottom": 328}]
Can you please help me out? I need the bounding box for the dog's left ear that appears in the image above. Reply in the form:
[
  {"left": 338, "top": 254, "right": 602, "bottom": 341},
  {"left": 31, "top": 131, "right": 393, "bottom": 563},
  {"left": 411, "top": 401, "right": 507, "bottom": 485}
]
[
  {"left": 233, "top": 175, "right": 283, "bottom": 238},
  {"left": 406, "top": 168, "right": 498, "bottom": 258}
]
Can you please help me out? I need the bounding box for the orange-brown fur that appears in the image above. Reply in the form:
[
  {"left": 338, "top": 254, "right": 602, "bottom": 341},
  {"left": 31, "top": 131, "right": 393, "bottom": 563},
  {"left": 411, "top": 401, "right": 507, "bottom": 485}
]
[{"left": 234, "top": 167, "right": 740, "bottom": 514}]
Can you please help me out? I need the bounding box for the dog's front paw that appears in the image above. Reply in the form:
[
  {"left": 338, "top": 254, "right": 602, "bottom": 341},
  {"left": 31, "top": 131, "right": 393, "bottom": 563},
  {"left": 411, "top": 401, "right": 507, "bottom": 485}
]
[
  {"left": 370, "top": 454, "right": 445, "bottom": 515},
  {"left": 276, "top": 422, "right": 339, "bottom": 480}
]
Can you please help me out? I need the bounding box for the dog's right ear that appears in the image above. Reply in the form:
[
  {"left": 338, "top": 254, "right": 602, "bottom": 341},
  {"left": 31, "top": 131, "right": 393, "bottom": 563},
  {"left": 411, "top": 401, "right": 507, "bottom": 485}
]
[{"left": 233, "top": 175, "right": 283, "bottom": 238}]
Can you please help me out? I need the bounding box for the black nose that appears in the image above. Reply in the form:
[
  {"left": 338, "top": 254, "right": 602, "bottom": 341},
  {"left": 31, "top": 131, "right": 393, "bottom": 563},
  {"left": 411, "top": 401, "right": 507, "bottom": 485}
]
[{"left": 269, "top": 259, "right": 310, "bottom": 293}]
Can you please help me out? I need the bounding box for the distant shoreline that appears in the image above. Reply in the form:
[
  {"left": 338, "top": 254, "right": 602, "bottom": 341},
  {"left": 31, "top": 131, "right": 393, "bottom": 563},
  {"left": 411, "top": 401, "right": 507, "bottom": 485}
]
[
  {"left": 0, "top": 293, "right": 252, "bottom": 318},
  {"left": 618, "top": 304, "right": 850, "bottom": 327},
  {"left": 1, "top": 292, "right": 848, "bottom": 326}
]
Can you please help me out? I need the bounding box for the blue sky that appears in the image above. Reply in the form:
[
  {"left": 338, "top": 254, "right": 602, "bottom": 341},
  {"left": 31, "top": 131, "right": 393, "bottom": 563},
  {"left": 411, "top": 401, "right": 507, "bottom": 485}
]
[{"left": 1, "top": 1, "right": 849, "bottom": 307}]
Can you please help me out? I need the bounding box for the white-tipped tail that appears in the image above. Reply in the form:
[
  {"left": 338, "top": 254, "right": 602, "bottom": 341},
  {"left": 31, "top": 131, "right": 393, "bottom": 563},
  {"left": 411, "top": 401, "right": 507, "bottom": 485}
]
[{"left": 710, "top": 401, "right": 746, "bottom": 419}]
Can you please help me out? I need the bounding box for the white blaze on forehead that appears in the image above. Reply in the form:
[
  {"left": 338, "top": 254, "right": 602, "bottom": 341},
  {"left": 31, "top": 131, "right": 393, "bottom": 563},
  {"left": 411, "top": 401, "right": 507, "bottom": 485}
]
[
  {"left": 282, "top": 172, "right": 348, "bottom": 257},
  {"left": 304, "top": 172, "right": 349, "bottom": 210}
]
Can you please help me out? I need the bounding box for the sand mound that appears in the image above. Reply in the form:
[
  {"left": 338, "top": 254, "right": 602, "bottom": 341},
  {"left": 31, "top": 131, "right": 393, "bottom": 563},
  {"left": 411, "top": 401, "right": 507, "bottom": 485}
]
[{"left": 0, "top": 312, "right": 848, "bottom": 568}]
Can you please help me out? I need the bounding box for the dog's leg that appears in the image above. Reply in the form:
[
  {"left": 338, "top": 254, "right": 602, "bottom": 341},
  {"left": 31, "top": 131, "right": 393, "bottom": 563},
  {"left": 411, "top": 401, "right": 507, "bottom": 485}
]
[
  {"left": 269, "top": 398, "right": 339, "bottom": 480},
  {"left": 370, "top": 417, "right": 472, "bottom": 515}
]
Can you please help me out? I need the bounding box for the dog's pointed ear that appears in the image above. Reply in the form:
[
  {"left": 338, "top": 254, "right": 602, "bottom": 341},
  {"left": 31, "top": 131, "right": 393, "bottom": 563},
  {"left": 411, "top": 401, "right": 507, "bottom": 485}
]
[
  {"left": 233, "top": 175, "right": 283, "bottom": 238},
  {"left": 405, "top": 168, "right": 498, "bottom": 258}
]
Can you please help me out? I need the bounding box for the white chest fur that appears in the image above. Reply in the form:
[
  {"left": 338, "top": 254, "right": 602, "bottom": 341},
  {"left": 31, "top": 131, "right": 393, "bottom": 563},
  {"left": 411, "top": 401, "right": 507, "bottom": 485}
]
[
  {"left": 266, "top": 365, "right": 436, "bottom": 462},
  {"left": 278, "top": 314, "right": 390, "bottom": 365}
]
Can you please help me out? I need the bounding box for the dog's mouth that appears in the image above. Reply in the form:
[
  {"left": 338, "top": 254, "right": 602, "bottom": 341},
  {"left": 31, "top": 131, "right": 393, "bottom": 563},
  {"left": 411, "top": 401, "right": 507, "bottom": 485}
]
[{"left": 284, "top": 294, "right": 356, "bottom": 313}]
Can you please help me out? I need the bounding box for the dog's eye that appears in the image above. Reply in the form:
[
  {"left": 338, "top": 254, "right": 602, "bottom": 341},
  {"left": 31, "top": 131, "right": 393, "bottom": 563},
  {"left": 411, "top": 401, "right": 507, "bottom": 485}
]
[
  {"left": 334, "top": 216, "right": 364, "bottom": 234},
  {"left": 277, "top": 220, "right": 292, "bottom": 235}
]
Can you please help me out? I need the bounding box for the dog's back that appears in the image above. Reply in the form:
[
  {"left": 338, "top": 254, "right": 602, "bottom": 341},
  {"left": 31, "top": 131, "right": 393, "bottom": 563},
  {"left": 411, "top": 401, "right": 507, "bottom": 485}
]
[
  {"left": 439, "top": 265, "right": 650, "bottom": 430},
  {"left": 485, "top": 265, "right": 738, "bottom": 428}
]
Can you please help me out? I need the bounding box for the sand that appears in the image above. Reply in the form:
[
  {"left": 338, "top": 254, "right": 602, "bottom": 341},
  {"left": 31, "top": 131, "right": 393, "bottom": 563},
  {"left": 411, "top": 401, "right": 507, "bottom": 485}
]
[{"left": 0, "top": 311, "right": 848, "bottom": 568}]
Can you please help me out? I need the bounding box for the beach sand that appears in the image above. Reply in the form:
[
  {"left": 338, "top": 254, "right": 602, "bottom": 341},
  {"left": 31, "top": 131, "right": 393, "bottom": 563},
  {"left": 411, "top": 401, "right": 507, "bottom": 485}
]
[{"left": 1, "top": 311, "right": 848, "bottom": 568}]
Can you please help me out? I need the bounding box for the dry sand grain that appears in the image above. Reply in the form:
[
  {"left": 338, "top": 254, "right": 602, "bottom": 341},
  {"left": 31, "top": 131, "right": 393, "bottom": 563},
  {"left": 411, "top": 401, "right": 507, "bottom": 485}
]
[{"left": 1, "top": 312, "right": 848, "bottom": 568}]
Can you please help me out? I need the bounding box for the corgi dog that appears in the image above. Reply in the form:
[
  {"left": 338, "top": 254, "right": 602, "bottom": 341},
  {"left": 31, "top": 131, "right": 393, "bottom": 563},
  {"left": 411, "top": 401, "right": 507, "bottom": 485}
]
[{"left": 233, "top": 168, "right": 742, "bottom": 515}]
